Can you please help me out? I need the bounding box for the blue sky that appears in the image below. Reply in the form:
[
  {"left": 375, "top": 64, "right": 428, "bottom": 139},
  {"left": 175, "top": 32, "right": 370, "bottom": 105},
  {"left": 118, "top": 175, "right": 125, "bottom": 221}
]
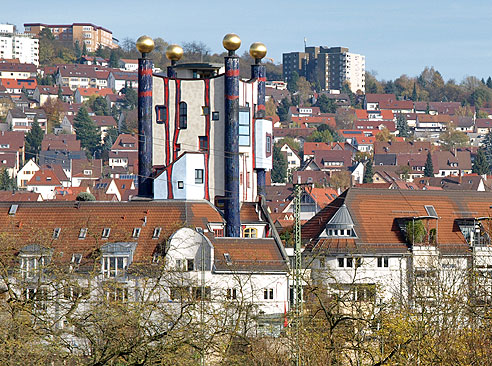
[{"left": 3, "top": 0, "right": 492, "bottom": 81}]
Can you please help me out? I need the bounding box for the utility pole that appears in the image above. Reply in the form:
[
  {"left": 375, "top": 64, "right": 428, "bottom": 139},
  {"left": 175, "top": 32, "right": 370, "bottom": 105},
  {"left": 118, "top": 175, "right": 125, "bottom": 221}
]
[{"left": 293, "top": 181, "right": 308, "bottom": 366}]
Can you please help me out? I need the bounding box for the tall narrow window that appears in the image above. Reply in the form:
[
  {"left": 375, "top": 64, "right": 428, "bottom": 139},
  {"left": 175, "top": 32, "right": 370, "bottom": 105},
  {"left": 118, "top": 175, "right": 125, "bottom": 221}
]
[
  {"left": 179, "top": 102, "right": 187, "bottom": 129},
  {"left": 155, "top": 105, "right": 167, "bottom": 124},
  {"left": 199, "top": 136, "right": 208, "bottom": 151},
  {"left": 195, "top": 169, "right": 204, "bottom": 184}
]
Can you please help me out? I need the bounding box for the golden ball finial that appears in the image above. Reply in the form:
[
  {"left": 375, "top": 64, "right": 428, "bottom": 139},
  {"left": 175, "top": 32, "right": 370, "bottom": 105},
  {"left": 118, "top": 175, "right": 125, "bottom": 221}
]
[
  {"left": 165, "top": 44, "right": 183, "bottom": 62},
  {"left": 136, "top": 36, "right": 155, "bottom": 54},
  {"left": 249, "top": 42, "right": 267, "bottom": 60},
  {"left": 222, "top": 33, "right": 241, "bottom": 52}
]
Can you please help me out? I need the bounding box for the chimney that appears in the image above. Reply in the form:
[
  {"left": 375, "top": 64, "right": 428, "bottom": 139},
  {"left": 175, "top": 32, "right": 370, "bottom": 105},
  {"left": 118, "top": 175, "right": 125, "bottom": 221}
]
[
  {"left": 223, "top": 34, "right": 241, "bottom": 237},
  {"left": 136, "top": 36, "right": 155, "bottom": 199}
]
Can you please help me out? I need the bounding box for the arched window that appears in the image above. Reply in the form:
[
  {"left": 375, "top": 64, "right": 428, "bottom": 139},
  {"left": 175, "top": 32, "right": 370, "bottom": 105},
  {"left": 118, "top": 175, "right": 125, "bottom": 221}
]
[
  {"left": 243, "top": 227, "right": 258, "bottom": 238},
  {"left": 179, "top": 102, "right": 187, "bottom": 129}
]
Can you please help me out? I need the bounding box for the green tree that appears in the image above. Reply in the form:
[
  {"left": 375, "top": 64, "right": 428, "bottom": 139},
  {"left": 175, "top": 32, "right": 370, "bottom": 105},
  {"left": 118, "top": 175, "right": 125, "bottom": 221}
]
[
  {"left": 440, "top": 126, "right": 470, "bottom": 150},
  {"left": 424, "top": 151, "right": 434, "bottom": 177},
  {"left": 0, "top": 169, "right": 16, "bottom": 190},
  {"left": 277, "top": 98, "right": 291, "bottom": 122},
  {"left": 90, "top": 96, "right": 110, "bottom": 116},
  {"left": 74, "top": 106, "right": 101, "bottom": 157},
  {"left": 76, "top": 192, "right": 96, "bottom": 201},
  {"left": 406, "top": 220, "right": 427, "bottom": 244},
  {"left": 482, "top": 130, "right": 492, "bottom": 167},
  {"left": 315, "top": 94, "right": 337, "bottom": 113},
  {"left": 57, "top": 85, "right": 63, "bottom": 100},
  {"left": 82, "top": 42, "right": 87, "bottom": 56},
  {"left": 103, "top": 127, "right": 119, "bottom": 151},
  {"left": 396, "top": 113, "right": 410, "bottom": 137},
  {"left": 272, "top": 144, "right": 287, "bottom": 183},
  {"left": 472, "top": 149, "right": 490, "bottom": 175},
  {"left": 287, "top": 71, "right": 299, "bottom": 93},
  {"left": 122, "top": 87, "right": 138, "bottom": 110},
  {"left": 74, "top": 40, "right": 82, "bottom": 59},
  {"left": 487, "top": 76, "right": 492, "bottom": 89},
  {"left": 363, "top": 159, "right": 373, "bottom": 183},
  {"left": 277, "top": 137, "right": 300, "bottom": 152},
  {"left": 109, "top": 49, "right": 120, "bottom": 68},
  {"left": 25, "top": 121, "right": 44, "bottom": 162},
  {"left": 307, "top": 129, "right": 334, "bottom": 143},
  {"left": 412, "top": 82, "right": 418, "bottom": 101}
]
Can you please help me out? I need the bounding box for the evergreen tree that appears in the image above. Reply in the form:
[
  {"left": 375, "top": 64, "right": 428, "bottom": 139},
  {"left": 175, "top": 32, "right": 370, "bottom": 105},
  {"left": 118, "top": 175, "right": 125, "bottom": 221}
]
[
  {"left": 25, "top": 121, "right": 44, "bottom": 162},
  {"left": 424, "top": 151, "right": 434, "bottom": 177},
  {"left": 57, "top": 85, "right": 63, "bottom": 100},
  {"left": 412, "top": 82, "right": 418, "bottom": 101},
  {"left": 0, "top": 169, "right": 16, "bottom": 190},
  {"left": 74, "top": 40, "right": 82, "bottom": 59},
  {"left": 276, "top": 98, "right": 291, "bottom": 122},
  {"left": 396, "top": 113, "right": 410, "bottom": 137},
  {"left": 287, "top": 71, "right": 299, "bottom": 93},
  {"left": 82, "top": 43, "right": 87, "bottom": 56},
  {"left": 91, "top": 96, "right": 110, "bottom": 116},
  {"left": 272, "top": 144, "right": 287, "bottom": 183},
  {"left": 96, "top": 45, "right": 105, "bottom": 58},
  {"left": 363, "top": 159, "right": 374, "bottom": 183},
  {"left": 122, "top": 87, "right": 138, "bottom": 110},
  {"left": 314, "top": 94, "right": 337, "bottom": 113},
  {"left": 74, "top": 106, "right": 101, "bottom": 157},
  {"left": 487, "top": 76, "right": 492, "bottom": 89},
  {"left": 109, "top": 49, "right": 120, "bottom": 68},
  {"left": 472, "top": 149, "right": 490, "bottom": 175},
  {"left": 483, "top": 129, "right": 492, "bottom": 166}
]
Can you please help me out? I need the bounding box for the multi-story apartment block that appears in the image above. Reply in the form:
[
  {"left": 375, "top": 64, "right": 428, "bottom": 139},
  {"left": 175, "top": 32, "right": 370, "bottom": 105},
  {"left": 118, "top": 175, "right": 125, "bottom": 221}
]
[
  {"left": 0, "top": 24, "right": 39, "bottom": 65},
  {"left": 283, "top": 46, "right": 365, "bottom": 94},
  {"left": 24, "top": 23, "right": 117, "bottom": 52}
]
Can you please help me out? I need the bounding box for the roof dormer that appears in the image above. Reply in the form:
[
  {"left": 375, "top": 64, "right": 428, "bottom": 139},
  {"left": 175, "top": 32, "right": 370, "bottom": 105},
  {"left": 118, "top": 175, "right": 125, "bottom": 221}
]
[{"left": 322, "top": 203, "right": 357, "bottom": 238}]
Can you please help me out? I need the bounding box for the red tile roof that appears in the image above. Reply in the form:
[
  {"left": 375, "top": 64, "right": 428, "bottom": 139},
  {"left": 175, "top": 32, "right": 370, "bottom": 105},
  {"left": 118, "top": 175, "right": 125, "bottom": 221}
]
[
  {"left": 0, "top": 200, "right": 223, "bottom": 265},
  {"left": 303, "top": 188, "right": 492, "bottom": 255},
  {"left": 27, "top": 169, "right": 62, "bottom": 186},
  {"left": 1, "top": 78, "right": 37, "bottom": 90},
  {"left": 77, "top": 88, "right": 114, "bottom": 97}
]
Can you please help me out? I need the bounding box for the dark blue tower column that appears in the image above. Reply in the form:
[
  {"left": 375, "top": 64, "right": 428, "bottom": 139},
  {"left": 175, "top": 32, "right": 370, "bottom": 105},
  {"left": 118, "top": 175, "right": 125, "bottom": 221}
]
[
  {"left": 137, "top": 37, "right": 154, "bottom": 198},
  {"left": 251, "top": 62, "right": 266, "bottom": 196},
  {"left": 224, "top": 52, "right": 241, "bottom": 237}
]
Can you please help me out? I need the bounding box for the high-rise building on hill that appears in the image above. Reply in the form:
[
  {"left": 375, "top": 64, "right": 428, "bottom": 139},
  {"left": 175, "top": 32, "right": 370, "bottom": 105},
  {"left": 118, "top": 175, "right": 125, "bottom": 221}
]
[
  {"left": 0, "top": 24, "right": 39, "bottom": 65},
  {"left": 24, "top": 23, "right": 117, "bottom": 52},
  {"left": 283, "top": 46, "right": 365, "bottom": 94}
]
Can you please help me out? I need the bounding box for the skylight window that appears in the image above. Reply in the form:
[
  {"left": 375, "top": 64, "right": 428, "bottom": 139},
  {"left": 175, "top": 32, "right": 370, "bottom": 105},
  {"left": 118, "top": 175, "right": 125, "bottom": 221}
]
[
  {"left": 424, "top": 205, "right": 438, "bottom": 217},
  {"left": 53, "top": 228, "right": 61, "bottom": 239}
]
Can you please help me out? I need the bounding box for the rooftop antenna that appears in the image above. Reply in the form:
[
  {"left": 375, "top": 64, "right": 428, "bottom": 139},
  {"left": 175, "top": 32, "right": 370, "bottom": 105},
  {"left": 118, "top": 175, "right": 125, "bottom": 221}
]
[{"left": 303, "top": 37, "right": 307, "bottom": 49}]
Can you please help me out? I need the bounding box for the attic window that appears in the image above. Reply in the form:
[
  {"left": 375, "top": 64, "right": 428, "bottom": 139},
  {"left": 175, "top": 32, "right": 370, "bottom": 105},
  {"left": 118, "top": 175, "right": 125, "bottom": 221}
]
[
  {"left": 132, "top": 227, "right": 141, "bottom": 238},
  {"left": 102, "top": 228, "right": 111, "bottom": 239},
  {"left": 224, "top": 253, "right": 232, "bottom": 265},
  {"left": 424, "top": 205, "right": 438, "bottom": 217},
  {"left": 53, "top": 228, "right": 61, "bottom": 239},
  {"left": 79, "top": 227, "right": 88, "bottom": 239},
  {"left": 8, "top": 204, "right": 18, "bottom": 215},
  {"left": 152, "top": 227, "right": 162, "bottom": 239},
  {"left": 71, "top": 253, "right": 82, "bottom": 264}
]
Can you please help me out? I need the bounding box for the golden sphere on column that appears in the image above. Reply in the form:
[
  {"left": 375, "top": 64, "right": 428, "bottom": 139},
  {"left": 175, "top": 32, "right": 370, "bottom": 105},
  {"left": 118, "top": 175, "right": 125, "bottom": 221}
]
[
  {"left": 249, "top": 42, "right": 267, "bottom": 60},
  {"left": 165, "top": 44, "right": 184, "bottom": 61},
  {"left": 136, "top": 36, "right": 155, "bottom": 54},
  {"left": 222, "top": 33, "right": 241, "bottom": 52}
]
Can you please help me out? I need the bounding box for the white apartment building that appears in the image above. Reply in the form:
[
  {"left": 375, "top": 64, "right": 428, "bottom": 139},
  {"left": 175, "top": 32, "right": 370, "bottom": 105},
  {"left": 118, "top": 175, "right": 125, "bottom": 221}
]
[
  {"left": 343, "top": 52, "right": 365, "bottom": 94},
  {"left": 0, "top": 24, "right": 39, "bottom": 65}
]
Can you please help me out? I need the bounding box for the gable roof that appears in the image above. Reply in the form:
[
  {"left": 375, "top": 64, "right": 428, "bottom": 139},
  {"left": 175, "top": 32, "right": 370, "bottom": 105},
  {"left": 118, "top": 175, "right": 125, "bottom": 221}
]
[
  {"left": 303, "top": 188, "right": 492, "bottom": 255},
  {"left": 0, "top": 200, "right": 223, "bottom": 266},
  {"left": 27, "top": 169, "right": 62, "bottom": 186},
  {"left": 212, "top": 237, "right": 287, "bottom": 272}
]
